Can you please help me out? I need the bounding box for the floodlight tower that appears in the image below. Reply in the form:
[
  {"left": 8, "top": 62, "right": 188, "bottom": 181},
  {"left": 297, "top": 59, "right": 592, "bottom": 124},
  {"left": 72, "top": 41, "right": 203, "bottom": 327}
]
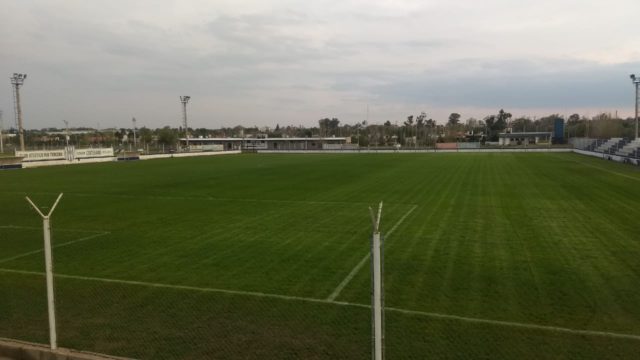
[
  {"left": 0, "top": 110, "right": 4, "bottom": 153},
  {"left": 63, "top": 120, "right": 70, "bottom": 146},
  {"left": 631, "top": 74, "right": 639, "bottom": 140},
  {"left": 11, "top": 73, "right": 27, "bottom": 151},
  {"left": 132, "top": 117, "right": 137, "bottom": 149},
  {"left": 180, "top": 96, "right": 191, "bottom": 150}
]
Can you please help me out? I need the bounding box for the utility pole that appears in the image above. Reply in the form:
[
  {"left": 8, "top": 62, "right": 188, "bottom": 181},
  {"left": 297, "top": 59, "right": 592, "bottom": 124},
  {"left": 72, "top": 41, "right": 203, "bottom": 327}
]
[
  {"left": 630, "top": 74, "right": 639, "bottom": 140},
  {"left": 11, "top": 73, "right": 27, "bottom": 151},
  {"left": 180, "top": 96, "right": 191, "bottom": 151},
  {"left": 132, "top": 117, "right": 137, "bottom": 149}
]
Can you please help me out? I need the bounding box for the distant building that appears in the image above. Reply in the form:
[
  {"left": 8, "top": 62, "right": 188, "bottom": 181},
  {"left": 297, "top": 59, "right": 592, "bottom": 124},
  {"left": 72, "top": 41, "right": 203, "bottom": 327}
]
[
  {"left": 498, "top": 132, "right": 552, "bottom": 145},
  {"left": 179, "top": 137, "right": 351, "bottom": 151}
]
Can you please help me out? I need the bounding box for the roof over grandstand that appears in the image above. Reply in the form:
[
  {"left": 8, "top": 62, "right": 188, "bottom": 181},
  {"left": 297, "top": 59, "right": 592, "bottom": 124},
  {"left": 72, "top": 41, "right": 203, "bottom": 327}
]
[
  {"left": 498, "top": 132, "right": 552, "bottom": 138},
  {"left": 180, "top": 137, "right": 348, "bottom": 142}
]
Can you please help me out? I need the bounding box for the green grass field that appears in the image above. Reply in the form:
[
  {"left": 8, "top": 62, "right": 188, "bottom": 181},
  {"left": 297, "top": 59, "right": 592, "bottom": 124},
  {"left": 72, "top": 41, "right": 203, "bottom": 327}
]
[{"left": 1, "top": 152, "right": 640, "bottom": 359}]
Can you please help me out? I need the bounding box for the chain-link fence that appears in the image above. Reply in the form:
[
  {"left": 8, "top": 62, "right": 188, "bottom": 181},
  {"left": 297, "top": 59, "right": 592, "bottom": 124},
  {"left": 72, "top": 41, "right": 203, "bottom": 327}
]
[{"left": 2, "top": 193, "right": 640, "bottom": 359}]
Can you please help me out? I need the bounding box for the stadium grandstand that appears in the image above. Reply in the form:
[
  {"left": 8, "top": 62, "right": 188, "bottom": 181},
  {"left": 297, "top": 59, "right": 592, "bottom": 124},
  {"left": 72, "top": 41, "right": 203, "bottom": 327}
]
[
  {"left": 571, "top": 137, "right": 640, "bottom": 161},
  {"left": 180, "top": 136, "right": 352, "bottom": 151}
]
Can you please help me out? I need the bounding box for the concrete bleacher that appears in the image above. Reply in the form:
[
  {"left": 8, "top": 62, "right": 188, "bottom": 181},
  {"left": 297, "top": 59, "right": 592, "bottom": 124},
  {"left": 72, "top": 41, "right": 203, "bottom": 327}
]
[
  {"left": 585, "top": 139, "right": 606, "bottom": 151},
  {"left": 594, "top": 138, "right": 627, "bottom": 154},
  {"left": 570, "top": 138, "right": 598, "bottom": 151},
  {"left": 616, "top": 139, "right": 640, "bottom": 157}
]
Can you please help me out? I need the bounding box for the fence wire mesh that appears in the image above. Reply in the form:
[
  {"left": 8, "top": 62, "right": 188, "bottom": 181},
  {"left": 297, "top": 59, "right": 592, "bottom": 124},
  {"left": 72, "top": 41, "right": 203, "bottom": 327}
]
[
  {"left": 3, "top": 224, "right": 640, "bottom": 360},
  {"left": 2, "top": 167, "right": 640, "bottom": 360}
]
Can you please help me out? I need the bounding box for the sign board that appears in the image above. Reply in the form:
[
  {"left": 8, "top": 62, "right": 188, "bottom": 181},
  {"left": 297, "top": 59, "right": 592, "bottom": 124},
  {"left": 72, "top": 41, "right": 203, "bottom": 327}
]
[
  {"left": 15, "top": 150, "right": 66, "bottom": 161},
  {"left": 16, "top": 147, "right": 115, "bottom": 162}
]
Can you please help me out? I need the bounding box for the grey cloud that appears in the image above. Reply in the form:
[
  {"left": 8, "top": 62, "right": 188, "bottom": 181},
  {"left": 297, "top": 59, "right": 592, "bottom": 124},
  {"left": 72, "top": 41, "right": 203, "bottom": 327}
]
[
  {"left": 368, "top": 59, "right": 640, "bottom": 108},
  {"left": 2, "top": 1, "right": 640, "bottom": 129},
  {"left": 204, "top": 14, "right": 336, "bottom": 67}
]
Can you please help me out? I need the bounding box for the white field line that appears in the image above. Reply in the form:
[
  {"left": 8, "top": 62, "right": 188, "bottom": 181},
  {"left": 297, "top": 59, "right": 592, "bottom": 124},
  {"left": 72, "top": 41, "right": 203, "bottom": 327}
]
[
  {"left": 0, "top": 225, "right": 108, "bottom": 233},
  {"left": 2, "top": 267, "right": 639, "bottom": 342},
  {"left": 0, "top": 231, "right": 110, "bottom": 264},
  {"left": 0, "top": 191, "right": 417, "bottom": 207},
  {"left": 560, "top": 155, "right": 640, "bottom": 182},
  {"left": 326, "top": 204, "right": 418, "bottom": 301},
  {"left": 0, "top": 268, "right": 334, "bottom": 305},
  {"left": 384, "top": 306, "right": 640, "bottom": 341}
]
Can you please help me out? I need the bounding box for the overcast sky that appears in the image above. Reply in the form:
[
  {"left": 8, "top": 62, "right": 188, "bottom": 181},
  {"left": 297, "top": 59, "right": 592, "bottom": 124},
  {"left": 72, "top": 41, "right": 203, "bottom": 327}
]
[{"left": 1, "top": 0, "right": 639, "bottom": 129}]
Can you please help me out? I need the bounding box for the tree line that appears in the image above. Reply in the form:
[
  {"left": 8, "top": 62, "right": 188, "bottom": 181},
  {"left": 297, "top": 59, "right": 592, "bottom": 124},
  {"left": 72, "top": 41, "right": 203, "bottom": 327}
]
[{"left": 1, "top": 110, "right": 636, "bottom": 151}]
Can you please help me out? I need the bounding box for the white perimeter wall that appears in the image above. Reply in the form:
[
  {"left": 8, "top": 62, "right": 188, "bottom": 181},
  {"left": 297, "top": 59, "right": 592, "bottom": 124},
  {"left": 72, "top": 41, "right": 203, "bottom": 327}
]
[
  {"left": 258, "top": 148, "right": 573, "bottom": 154},
  {"left": 573, "top": 149, "right": 640, "bottom": 165},
  {"left": 21, "top": 150, "right": 241, "bottom": 168},
  {"left": 16, "top": 148, "right": 640, "bottom": 169}
]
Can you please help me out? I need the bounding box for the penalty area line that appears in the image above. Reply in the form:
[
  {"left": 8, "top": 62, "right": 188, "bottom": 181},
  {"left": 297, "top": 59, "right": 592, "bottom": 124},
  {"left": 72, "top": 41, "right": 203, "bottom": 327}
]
[
  {"left": 0, "top": 225, "right": 109, "bottom": 233},
  {"left": 1, "top": 267, "right": 639, "bottom": 342},
  {"left": 0, "top": 268, "right": 335, "bottom": 306},
  {"left": 0, "top": 231, "right": 110, "bottom": 264},
  {"left": 325, "top": 204, "right": 418, "bottom": 302}
]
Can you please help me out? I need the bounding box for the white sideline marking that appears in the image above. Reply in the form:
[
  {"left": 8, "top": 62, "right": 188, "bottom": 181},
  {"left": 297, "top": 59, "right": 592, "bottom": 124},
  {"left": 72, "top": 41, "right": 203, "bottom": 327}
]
[
  {"left": 0, "top": 268, "right": 334, "bottom": 305},
  {"left": 560, "top": 155, "right": 640, "bottom": 182},
  {"left": 384, "top": 306, "right": 640, "bottom": 341},
  {"left": 326, "top": 204, "right": 418, "bottom": 301},
  {"left": 1, "top": 267, "right": 639, "bottom": 342},
  {"left": 0, "top": 225, "right": 107, "bottom": 233},
  {"left": 0, "top": 232, "right": 110, "bottom": 264}
]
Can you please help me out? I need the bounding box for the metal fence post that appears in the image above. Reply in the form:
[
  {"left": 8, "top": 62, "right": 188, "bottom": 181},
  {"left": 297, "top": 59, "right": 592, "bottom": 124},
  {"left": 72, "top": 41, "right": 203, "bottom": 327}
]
[
  {"left": 369, "top": 202, "right": 384, "bottom": 360},
  {"left": 26, "top": 193, "right": 63, "bottom": 350}
]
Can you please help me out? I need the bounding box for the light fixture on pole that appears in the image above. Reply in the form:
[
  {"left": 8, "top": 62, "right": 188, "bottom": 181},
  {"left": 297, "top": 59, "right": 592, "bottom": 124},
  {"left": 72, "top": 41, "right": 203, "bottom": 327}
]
[
  {"left": 180, "top": 96, "right": 191, "bottom": 150},
  {"left": 630, "top": 74, "right": 639, "bottom": 140},
  {"left": 10, "top": 73, "right": 27, "bottom": 151}
]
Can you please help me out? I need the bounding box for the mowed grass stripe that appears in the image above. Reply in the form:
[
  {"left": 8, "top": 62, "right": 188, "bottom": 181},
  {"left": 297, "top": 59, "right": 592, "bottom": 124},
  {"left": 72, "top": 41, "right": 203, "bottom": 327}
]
[
  {"left": 0, "top": 190, "right": 417, "bottom": 207},
  {"left": 381, "top": 155, "right": 476, "bottom": 308},
  {"left": 533, "top": 158, "right": 640, "bottom": 331},
  {"left": 326, "top": 204, "right": 418, "bottom": 301},
  {"left": 2, "top": 195, "right": 410, "bottom": 299},
  {"left": 2, "top": 153, "right": 640, "bottom": 359}
]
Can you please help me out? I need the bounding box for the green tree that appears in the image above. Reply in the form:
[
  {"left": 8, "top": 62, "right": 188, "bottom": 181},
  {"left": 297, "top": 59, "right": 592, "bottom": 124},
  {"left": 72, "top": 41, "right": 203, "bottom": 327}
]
[
  {"left": 484, "top": 109, "right": 511, "bottom": 141},
  {"left": 157, "top": 126, "right": 178, "bottom": 147},
  {"left": 448, "top": 113, "right": 461, "bottom": 127}
]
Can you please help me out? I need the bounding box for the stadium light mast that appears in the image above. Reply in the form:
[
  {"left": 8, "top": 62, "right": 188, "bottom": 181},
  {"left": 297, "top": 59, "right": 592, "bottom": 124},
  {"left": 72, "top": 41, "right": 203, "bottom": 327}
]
[
  {"left": 132, "top": 117, "right": 137, "bottom": 149},
  {"left": 63, "top": 120, "right": 70, "bottom": 147},
  {"left": 0, "top": 110, "right": 4, "bottom": 153},
  {"left": 11, "top": 73, "right": 27, "bottom": 151},
  {"left": 180, "top": 96, "right": 191, "bottom": 150},
  {"left": 631, "top": 74, "right": 639, "bottom": 140}
]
